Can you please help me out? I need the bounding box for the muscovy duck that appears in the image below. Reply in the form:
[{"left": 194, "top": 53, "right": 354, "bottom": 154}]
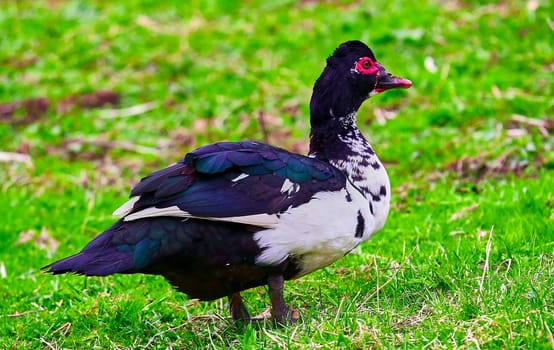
[{"left": 43, "top": 40, "right": 411, "bottom": 323}]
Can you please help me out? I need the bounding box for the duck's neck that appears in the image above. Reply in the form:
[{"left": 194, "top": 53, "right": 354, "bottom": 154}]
[
  {"left": 309, "top": 107, "right": 391, "bottom": 230},
  {"left": 309, "top": 83, "right": 358, "bottom": 156},
  {"left": 308, "top": 112, "right": 381, "bottom": 185},
  {"left": 308, "top": 113, "right": 360, "bottom": 162},
  {"left": 308, "top": 87, "right": 366, "bottom": 160}
]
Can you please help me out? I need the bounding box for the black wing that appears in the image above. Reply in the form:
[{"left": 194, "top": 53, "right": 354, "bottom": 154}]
[{"left": 120, "top": 140, "right": 346, "bottom": 223}]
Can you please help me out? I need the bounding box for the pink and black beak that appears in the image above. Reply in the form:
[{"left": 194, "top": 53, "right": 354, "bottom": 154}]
[{"left": 374, "top": 63, "right": 412, "bottom": 93}]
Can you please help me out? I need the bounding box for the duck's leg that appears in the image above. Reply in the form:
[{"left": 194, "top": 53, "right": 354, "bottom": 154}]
[
  {"left": 267, "top": 275, "right": 299, "bottom": 323},
  {"left": 228, "top": 293, "right": 251, "bottom": 320}
]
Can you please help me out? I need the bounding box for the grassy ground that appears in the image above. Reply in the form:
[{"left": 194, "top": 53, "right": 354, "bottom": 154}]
[{"left": 1, "top": 0, "right": 553, "bottom": 348}]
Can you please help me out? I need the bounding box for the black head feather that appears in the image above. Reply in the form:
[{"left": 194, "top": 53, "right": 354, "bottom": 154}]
[
  {"left": 310, "top": 41, "right": 381, "bottom": 130},
  {"left": 326, "top": 40, "right": 377, "bottom": 68}
]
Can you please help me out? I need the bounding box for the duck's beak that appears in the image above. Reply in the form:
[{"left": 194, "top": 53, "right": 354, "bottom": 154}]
[{"left": 374, "top": 63, "right": 412, "bottom": 93}]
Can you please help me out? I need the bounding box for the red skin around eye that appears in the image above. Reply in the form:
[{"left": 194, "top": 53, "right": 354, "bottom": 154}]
[{"left": 355, "top": 58, "right": 378, "bottom": 75}]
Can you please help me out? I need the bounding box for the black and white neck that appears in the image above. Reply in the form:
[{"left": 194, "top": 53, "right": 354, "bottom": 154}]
[{"left": 309, "top": 100, "right": 391, "bottom": 231}]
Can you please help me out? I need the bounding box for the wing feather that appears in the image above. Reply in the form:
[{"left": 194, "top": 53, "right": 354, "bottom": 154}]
[{"left": 117, "top": 140, "right": 346, "bottom": 228}]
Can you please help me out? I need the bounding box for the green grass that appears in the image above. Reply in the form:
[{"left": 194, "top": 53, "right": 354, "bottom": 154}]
[{"left": 1, "top": 0, "right": 553, "bottom": 348}]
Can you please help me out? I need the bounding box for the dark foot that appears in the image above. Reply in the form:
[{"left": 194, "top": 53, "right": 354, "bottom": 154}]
[
  {"left": 228, "top": 293, "right": 250, "bottom": 320},
  {"left": 228, "top": 276, "right": 299, "bottom": 324},
  {"left": 250, "top": 307, "right": 299, "bottom": 324},
  {"left": 267, "top": 275, "right": 299, "bottom": 324}
]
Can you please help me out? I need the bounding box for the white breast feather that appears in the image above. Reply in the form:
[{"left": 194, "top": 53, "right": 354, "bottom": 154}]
[
  {"left": 253, "top": 182, "right": 375, "bottom": 276},
  {"left": 334, "top": 131, "right": 391, "bottom": 232}
]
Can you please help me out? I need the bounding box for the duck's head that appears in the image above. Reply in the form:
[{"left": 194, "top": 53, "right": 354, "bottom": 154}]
[{"left": 310, "top": 41, "right": 412, "bottom": 129}]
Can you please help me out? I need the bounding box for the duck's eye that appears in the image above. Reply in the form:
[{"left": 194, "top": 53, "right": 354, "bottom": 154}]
[{"left": 354, "top": 57, "right": 377, "bottom": 75}]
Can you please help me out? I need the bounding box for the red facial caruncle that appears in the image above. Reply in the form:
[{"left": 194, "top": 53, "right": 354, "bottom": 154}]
[{"left": 353, "top": 57, "right": 378, "bottom": 75}]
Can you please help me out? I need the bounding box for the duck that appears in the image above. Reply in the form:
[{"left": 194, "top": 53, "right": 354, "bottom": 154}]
[{"left": 43, "top": 40, "right": 412, "bottom": 323}]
